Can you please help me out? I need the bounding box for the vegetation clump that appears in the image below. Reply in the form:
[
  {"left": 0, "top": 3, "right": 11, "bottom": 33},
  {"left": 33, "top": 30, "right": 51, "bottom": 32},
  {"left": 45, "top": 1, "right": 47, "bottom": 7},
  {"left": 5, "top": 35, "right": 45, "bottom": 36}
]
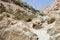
[{"left": 14, "top": 12, "right": 36, "bottom": 22}]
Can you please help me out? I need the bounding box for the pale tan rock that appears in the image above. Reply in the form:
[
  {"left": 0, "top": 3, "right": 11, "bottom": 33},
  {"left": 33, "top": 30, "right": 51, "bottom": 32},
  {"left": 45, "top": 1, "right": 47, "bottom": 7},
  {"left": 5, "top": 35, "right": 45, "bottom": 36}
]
[
  {"left": 0, "top": 13, "right": 39, "bottom": 40},
  {"left": 0, "top": 1, "right": 25, "bottom": 14},
  {"left": 40, "top": 0, "right": 60, "bottom": 40},
  {"left": 32, "top": 16, "right": 44, "bottom": 29},
  {"left": 0, "top": 21, "right": 38, "bottom": 40},
  {"left": 47, "top": 20, "right": 60, "bottom": 40},
  {"left": 45, "top": 11, "right": 60, "bottom": 24},
  {"left": 49, "top": 33, "right": 60, "bottom": 40}
]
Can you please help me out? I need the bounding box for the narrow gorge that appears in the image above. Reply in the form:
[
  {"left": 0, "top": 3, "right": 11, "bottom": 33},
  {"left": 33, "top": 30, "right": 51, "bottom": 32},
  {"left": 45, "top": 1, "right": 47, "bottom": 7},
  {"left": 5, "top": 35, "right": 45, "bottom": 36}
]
[{"left": 0, "top": 0, "right": 60, "bottom": 40}]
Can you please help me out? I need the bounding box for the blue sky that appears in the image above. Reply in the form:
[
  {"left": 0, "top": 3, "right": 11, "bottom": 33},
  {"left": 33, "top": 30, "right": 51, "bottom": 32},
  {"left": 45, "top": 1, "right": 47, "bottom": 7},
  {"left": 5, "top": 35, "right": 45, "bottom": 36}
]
[{"left": 22, "top": 0, "right": 52, "bottom": 10}]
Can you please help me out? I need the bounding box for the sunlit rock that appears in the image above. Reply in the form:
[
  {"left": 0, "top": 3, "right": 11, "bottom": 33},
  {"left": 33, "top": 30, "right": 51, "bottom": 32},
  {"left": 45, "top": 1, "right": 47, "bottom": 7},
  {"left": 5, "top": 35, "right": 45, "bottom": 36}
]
[
  {"left": 0, "top": 13, "right": 39, "bottom": 40},
  {"left": 32, "top": 16, "right": 44, "bottom": 29}
]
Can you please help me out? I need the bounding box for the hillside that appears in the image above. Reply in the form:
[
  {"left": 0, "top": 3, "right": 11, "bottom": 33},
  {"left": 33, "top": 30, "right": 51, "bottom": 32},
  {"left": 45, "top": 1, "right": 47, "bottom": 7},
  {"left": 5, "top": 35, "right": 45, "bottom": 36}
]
[
  {"left": 0, "top": 0, "right": 60, "bottom": 40},
  {"left": 0, "top": 0, "right": 39, "bottom": 40}
]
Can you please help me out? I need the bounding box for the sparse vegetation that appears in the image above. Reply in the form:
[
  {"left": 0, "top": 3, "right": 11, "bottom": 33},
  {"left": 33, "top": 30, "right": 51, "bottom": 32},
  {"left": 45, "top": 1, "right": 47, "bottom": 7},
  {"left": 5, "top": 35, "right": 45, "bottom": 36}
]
[
  {"left": 0, "top": 3, "right": 5, "bottom": 14},
  {"left": 13, "top": 0, "right": 24, "bottom": 7},
  {"left": 13, "top": 0, "right": 36, "bottom": 12},
  {"left": 0, "top": 3, "right": 11, "bottom": 14},
  {"left": 0, "top": 7, "right": 12, "bottom": 14},
  {"left": 0, "top": 8, "right": 5, "bottom": 14},
  {"left": 14, "top": 12, "right": 36, "bottom": 22}
]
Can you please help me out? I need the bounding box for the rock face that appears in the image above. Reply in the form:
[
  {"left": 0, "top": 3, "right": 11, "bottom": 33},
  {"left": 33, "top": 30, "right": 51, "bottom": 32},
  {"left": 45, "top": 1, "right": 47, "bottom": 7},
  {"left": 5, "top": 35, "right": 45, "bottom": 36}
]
[
  {"left": 0, "top": 1, "right": 39, "bottom": 40},
  {"left": 0, "top": 0, "right": 60, "bottom": 40},
  {"left": 39, "top": 0, "right": 60, "bottom": 40},
  {"left": 40, "top": 0, "right": 60, "bottom": 15},
  {"left": 0, "top": 12, "right": 38, "bottom": 40}
]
